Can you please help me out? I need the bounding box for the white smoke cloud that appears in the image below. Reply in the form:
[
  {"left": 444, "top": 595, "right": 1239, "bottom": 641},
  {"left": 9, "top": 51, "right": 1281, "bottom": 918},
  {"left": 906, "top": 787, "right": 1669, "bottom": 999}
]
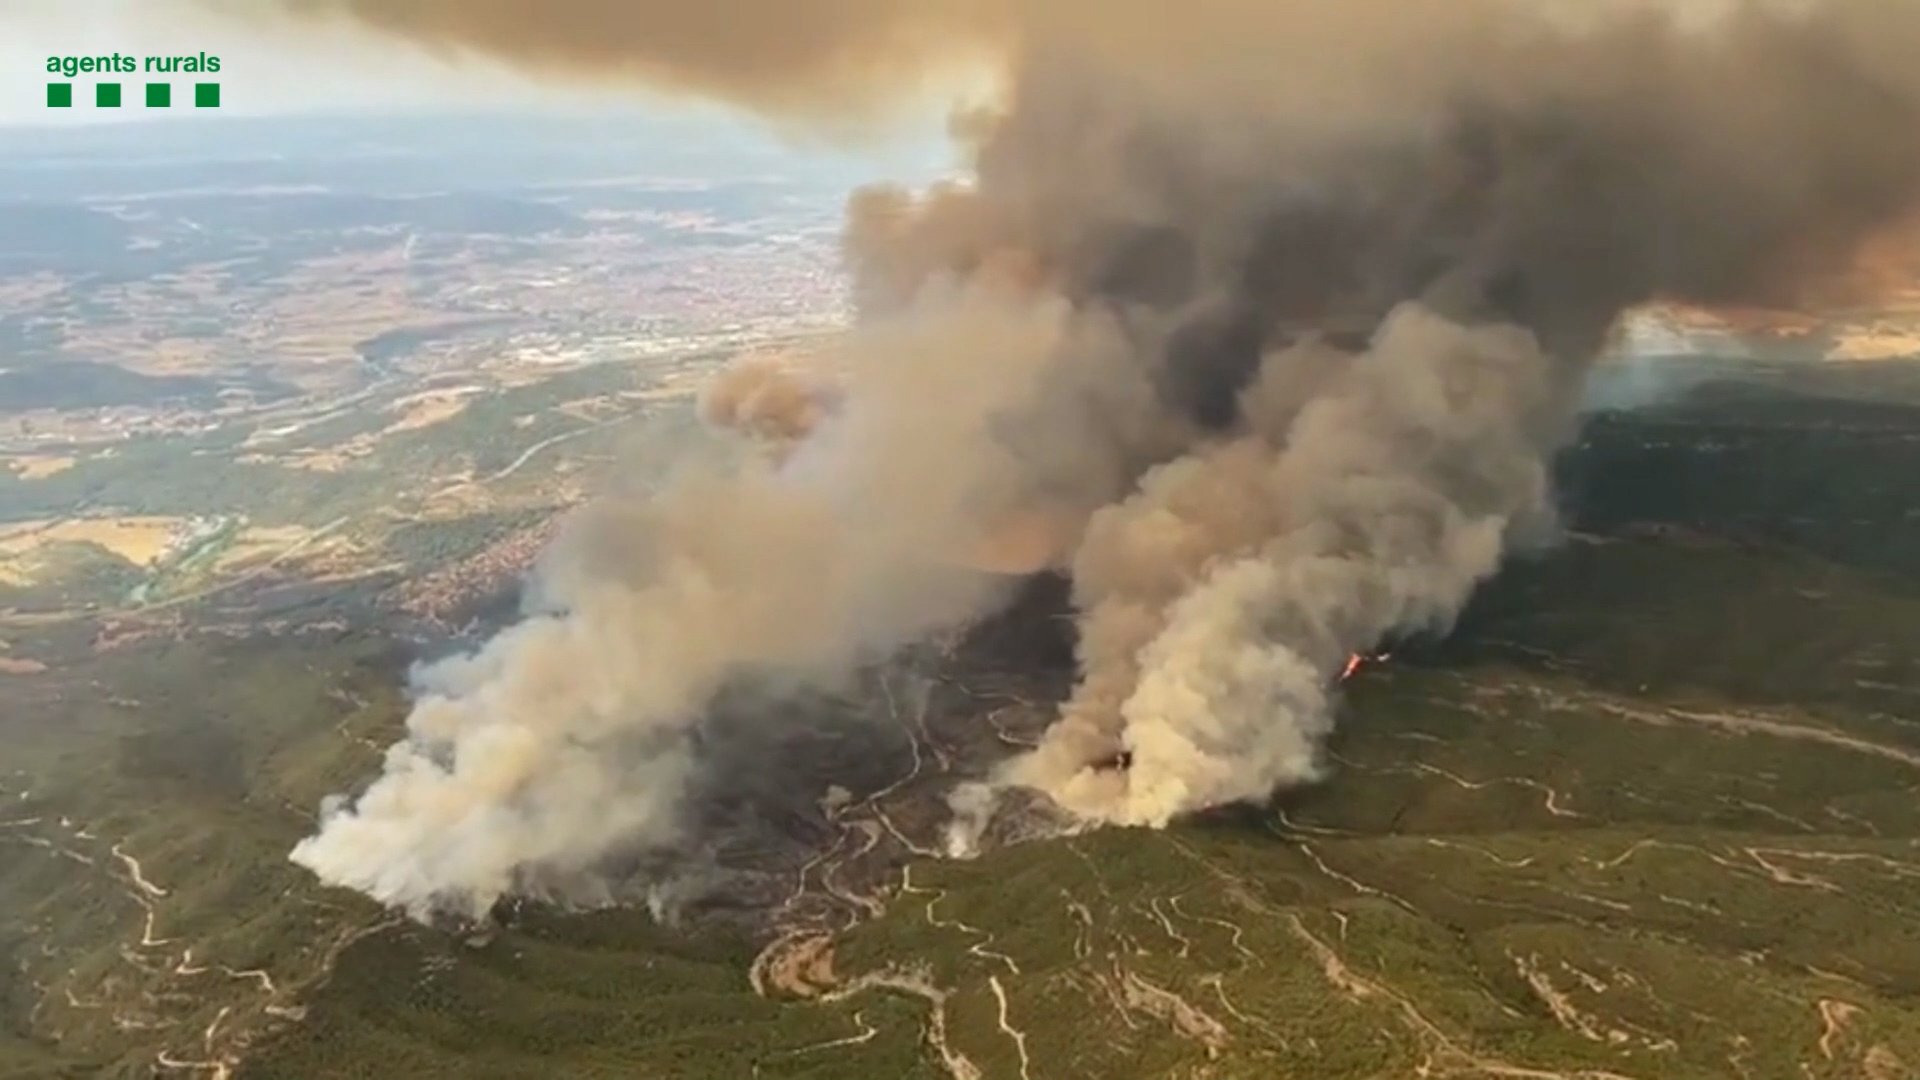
[
  {"left": 1006, "top": 306, "right": 1560, "bottom": 822},
  {"left": 295, "top": 282, "right": 1151, "bottom": 917},
  {"left": 276, "top": 0, "right": 1920, "bottom": 919}
]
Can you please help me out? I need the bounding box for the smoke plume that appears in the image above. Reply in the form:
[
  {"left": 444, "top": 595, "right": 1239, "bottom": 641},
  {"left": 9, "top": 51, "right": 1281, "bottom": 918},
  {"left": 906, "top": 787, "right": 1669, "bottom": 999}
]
[
  {"left": 274, "top": 0, "right": 1920, "bottom": 915},
  {"left": 699, "top": 351, "right": 841, "bottom": 452}
]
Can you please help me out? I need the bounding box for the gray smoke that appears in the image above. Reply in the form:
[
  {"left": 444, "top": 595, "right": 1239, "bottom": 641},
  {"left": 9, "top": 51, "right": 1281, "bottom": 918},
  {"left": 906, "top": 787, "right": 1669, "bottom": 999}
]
[{"left": 270, "top": 0, "right": 1920, "bottom": 914}]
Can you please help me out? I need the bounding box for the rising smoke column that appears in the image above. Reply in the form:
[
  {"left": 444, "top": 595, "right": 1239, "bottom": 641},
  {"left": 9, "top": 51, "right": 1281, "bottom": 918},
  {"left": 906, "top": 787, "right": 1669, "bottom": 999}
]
[
  {"left": 291, "top": 281, "right": 1159, "bottom": 918},
  {"left": 1009, "top": 310, "right": 1563, "bottom": 822},
  {"left": 265, "top": 0, "right": 1920, "bottom": 913}
]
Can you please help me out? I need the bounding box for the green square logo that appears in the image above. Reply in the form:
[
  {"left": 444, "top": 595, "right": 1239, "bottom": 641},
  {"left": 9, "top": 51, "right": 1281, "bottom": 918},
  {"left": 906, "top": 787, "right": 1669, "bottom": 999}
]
[
  {"left": 146, "top": 82, "right": 170, "bottom": 108},
  {"left": 47, "top": 82, "right": 71, "bottom": 108},
  {"left": 194, "top": 82, "right": 219, "bottom": 108},
  {"left": 96, "top": 83, "right": 121, "bottom": 108}
]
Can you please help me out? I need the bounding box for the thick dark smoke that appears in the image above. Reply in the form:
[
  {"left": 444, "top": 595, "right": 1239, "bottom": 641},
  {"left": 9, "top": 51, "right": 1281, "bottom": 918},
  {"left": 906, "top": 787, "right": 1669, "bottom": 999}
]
[{"left": 259, "top": 0, "right": 1920, "bottom": 913}]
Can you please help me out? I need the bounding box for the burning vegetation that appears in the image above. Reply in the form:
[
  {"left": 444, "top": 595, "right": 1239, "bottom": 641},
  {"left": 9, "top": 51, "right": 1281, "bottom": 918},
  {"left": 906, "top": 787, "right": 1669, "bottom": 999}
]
[{"left": 255, "top": 0, "right": 1920, "bottom": 920}]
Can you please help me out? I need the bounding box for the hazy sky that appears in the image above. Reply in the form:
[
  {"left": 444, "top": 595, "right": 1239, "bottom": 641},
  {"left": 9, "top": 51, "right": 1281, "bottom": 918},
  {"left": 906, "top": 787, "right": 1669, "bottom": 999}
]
[
  {"left": 0, "top": 0, "right": 958, "bottom": 134},
  {"left": 1, "top": 1, "right": 507, "bottom": 122}
]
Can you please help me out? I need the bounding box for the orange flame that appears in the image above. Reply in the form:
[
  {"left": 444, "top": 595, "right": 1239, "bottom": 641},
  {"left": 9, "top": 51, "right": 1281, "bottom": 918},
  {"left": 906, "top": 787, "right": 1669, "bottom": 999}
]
[{"left": 1339, "top": 651, "right": 1394, "bottom": 683}]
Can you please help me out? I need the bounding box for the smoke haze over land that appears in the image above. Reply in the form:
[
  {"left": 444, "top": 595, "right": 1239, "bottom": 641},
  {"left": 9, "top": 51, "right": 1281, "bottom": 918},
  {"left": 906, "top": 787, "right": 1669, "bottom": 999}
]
[{"left": 266, "top": 0, "right": 1920, "bottom": 916}]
